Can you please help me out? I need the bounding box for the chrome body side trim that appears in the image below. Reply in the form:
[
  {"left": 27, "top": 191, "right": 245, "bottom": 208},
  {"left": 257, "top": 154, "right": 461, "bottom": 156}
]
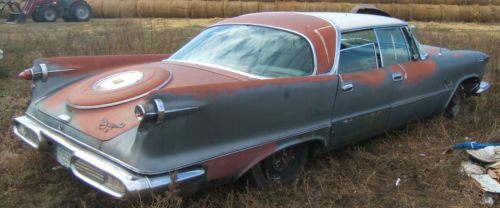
[
  {"left": 13, "top": 116, "right": 205, "bottom": 198},
  {"left": 40, "top": 63, "right": 49, "bottom": 82}
]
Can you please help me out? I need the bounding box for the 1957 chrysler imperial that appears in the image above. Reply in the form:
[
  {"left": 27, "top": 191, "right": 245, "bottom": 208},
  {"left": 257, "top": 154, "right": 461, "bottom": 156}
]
[{"left": 13, "top": 12, "right": 491, "bottom": 198}]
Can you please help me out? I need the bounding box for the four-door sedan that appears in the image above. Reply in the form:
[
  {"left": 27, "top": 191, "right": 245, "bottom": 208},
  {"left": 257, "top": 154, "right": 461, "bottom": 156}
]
[{"left": 13, "top": 12, "right": 490, "bottom": 198}]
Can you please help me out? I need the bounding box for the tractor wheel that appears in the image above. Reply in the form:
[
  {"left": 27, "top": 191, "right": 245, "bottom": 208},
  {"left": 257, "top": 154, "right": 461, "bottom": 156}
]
[
  {"left": 39, "top": 6, "right": 59, "bottom": 22},
  {"left": 70, "top": 1, "right": 91, "bottom": 22},
  {"left": 32, "top": 8, "right": 42, "bottom": 22},
  {"left": 248, "top": 144, "right": 309, "bottom": 187}
]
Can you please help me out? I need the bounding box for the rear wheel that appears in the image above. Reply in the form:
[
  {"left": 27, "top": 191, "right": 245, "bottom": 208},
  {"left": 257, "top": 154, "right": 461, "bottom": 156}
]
[
  {"left": 39, "top": 6, "right": 59, "bottom": 22},
  {"left": 444, "top": 88, "right": 463, "bottom": 118},
  {"left": 70, "top": 1, "right": 91, "bottom": 22},
  {"left": 248, "top": 144, "right": 308, "bottom": 187}
]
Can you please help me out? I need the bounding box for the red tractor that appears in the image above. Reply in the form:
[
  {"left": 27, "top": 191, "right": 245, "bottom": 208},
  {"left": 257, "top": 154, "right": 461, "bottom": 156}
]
[{"left": 1, "top": 0, "right": 92, "bottom": 23}]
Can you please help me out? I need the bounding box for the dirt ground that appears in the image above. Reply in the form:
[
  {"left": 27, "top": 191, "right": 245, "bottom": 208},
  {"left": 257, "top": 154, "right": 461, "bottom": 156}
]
[{"left": 0, "top": 18, "right": 499, "bottom": 208}]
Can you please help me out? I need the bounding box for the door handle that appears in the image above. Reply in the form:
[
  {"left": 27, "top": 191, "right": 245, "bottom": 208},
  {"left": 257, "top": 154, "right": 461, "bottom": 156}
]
[
  {"left": 341, "top": 82, "right": 354, "bottom": 93},
  {"left": 392, "top": 72, "right": 403, "bottom": 82}
]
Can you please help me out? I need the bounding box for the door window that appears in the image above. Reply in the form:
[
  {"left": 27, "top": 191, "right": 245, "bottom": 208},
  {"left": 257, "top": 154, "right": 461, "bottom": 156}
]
[
  {"left": 338, "top": 30, "right": 380, "bottom": 74},
  {"left": 375, "top": 28, "right": 411, "bottom": 66}
]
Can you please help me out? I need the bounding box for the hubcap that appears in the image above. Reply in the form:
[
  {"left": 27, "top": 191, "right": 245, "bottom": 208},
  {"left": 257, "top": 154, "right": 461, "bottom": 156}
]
[
  {"left": 75, "top": 6, "right": 89, "bottom": 19},
  {"left": 269, "top": 149, "right": 295, "bottom": 172},
  {"left": 44, "top": 10, "right": 55, "bottom": 20}
]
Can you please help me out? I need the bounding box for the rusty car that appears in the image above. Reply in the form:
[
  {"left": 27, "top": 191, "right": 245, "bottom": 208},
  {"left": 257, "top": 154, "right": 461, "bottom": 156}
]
[{"left": 13, "top": 12, "right": 491, "bottom": 198}]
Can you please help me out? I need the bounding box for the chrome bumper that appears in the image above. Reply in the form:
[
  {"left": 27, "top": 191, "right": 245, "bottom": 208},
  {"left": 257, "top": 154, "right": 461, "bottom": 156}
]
[
  {"left": 13, "top": 115, "right": 205, "bottom": 198},
  {"left": 475, "top": 81, "right": 491, "bottom": 94}
]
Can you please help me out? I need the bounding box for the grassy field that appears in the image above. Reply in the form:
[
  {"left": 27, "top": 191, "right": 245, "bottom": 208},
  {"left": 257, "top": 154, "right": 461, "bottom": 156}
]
[{"left": 0, "top": 19, "right": 499, "bottom": 207}]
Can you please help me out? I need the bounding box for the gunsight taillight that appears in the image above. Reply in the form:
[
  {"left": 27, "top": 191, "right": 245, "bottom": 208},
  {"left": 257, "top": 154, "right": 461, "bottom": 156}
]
[
  {"left": 134, "top": 104, "right": 146, "bottom": 121},
  {"left": 18, "top": 69, "right": 33, "bottom": 81}
]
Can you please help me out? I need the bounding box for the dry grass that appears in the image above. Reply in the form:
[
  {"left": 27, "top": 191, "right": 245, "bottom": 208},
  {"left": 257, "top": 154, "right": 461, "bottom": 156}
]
[{"left": 0, "top": 19, "right": 499, "bottom": 207}]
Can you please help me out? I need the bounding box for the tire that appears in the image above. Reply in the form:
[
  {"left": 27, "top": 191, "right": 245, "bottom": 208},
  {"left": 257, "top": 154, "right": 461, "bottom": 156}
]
[
  {"left": 32, "top": 8, "right": 42, "bottom": 22},
  {"left": 248, "top": 144, "right": 309, "bottom": 187},
  {"left": 39, "top": 6, "right": 59, "bottom": 22},
  {"left": 70, "top": 1, "right": 91, "bottom": 22},
  {"left": 444, "top": 88, "right": 463, "bottom": 118}
]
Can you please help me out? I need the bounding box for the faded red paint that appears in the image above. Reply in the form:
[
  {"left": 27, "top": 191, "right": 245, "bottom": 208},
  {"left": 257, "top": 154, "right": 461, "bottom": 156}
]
[
  {"left": 217, "top": 12, "right": 337, "bottom": 74},
  {"left": 157, "top": 62, "right": 337, "bottom": 97},
  {"left": 41, "top": 81, "right": 143, "bottom": 141},
  {"left": 387, "top": 59, "right": 438, "bottom": 87},
  {"left": 341, "top": 68, "right": 386, "bottom": 87},
  {"left": 204, "top": 142, "right": 277, "bottom": 180},
  {"left": 40, "top": 54, "right": 170, "bottom": 77},
  {"left": 67, "top": 67, "right": 170, "bottom": 108}
]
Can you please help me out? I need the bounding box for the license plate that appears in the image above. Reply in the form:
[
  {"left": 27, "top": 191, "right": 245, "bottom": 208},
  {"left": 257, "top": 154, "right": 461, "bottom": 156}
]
[{"left": 56, "top": 145, "right": 72, "bottom": 168}]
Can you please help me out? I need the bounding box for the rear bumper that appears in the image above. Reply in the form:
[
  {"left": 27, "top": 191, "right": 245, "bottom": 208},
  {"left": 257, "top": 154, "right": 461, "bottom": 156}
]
[{"left": 12, "top": 115, "right": 205, "bottom": 198}]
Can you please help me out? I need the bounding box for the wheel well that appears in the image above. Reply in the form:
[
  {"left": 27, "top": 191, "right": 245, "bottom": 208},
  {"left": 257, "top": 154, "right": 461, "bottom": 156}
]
[{"left": 459, "top": 77, "right": 480, "bottom": 95}]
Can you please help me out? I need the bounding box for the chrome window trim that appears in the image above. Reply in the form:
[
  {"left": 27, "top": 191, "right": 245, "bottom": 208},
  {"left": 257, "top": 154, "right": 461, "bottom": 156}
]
[
  {"left": 374, "top": 26, "right": 414, "bottom": 67},
  {"left": 373, "top": 29, "right": 385, "bottom": 68},
  {"left": 405, "top": 26, "right": 429, "bottom": 60},
  {"left": 338, "top": 42, "right": 379, "bottom": 74},
  {"left": 167, "top": 60, "right": 270, "bottom": 80},
  {"left": 399, "top": 27, "right": 413, "bottom": 62},
  {"left": 167, "top": 23, "right": 318, "bottom": 78},
  {"left": 342, "top": 23, "right": 408, "bottom": 33}
]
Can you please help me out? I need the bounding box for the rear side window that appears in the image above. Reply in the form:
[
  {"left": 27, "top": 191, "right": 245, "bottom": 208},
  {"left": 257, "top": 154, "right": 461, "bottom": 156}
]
[
  {"left": 375, "top": 28, "right": 411, "bottom": 66},
  {"left": 338, "top": 30, "right": 379, "bottom": 74}
]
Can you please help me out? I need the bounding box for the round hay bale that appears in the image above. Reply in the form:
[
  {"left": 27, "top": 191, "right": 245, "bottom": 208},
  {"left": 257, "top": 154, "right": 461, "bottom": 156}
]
[
  {"left": 294, "top": 1, "right": 307, "bottom": 12},
  {"left": 493, "top": 6, "right": 500, "bottom": 21},
  {"left": 493, "top": 0, "right": 500, "bottom": 5},
  {"left": 102, "top": 0, "right": 121, "bottom": 18},
  {"left": 458, "top": 5, "right": 474, "bottom": 22},
  {"left": 391, "top": 4, "right": 411, "bottom": 21},
  {"left": 224, "top": 0, "right": 242, "bottom": 17},
  {"left": 441, "top": 4, "right": 460, "bottom": 22},
  {"left": 475, "top": 5, "right": 493, "bottom": 22},
  {"left": 324, "top": 2, "right": 344, "bottom": 12},
  {"left": 476, "top": 0, "right": 491, "bottom": 5},
  {"left": 306, "top": 2, "right": 326, "bottom": 12},
  {"left": 411, "top": 4, "right": 441, "bottom": 22},
  {"left": 258, "top": 2, "right": 276, "bottom": 12},
  {"left": 86, "top": 0, "right": 104, "bottom": 17},
  {"left": 119, "top": 0, "right": 138, "bottom": 17},
  {"left": 137, "top": 0, "right": 155, "bottom": 17},
  {"left": 189, "top": 0, "right": 207, "bottom": 18},
  {"left": 207, "top": 0, "right": 224, "bottom": 17},
  {"left": 153, "top": 0, "right": 172, "bottom": 18},
  {"left": 276, "top": 1, "right": 295, "bottom": 11},
  {"left": 241, "top": 1, "right": 259, "bottom": 14},
  {"left": 171, "top": 0, "right": 189, "bottom": 17},
  {"left": 374, "top": 3, "right": 393, "bottom": 16}
]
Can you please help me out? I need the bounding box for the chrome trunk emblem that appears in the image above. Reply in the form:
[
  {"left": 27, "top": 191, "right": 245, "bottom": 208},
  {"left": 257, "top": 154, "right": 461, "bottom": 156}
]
[{"left": 98, "top": 118, "right": 125, "bottom": 133}]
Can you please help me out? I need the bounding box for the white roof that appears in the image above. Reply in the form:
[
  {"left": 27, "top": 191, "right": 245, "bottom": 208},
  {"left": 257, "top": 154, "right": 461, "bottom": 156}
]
[{"left": 303, "top": 12, "right": 407, "bottom": 32}]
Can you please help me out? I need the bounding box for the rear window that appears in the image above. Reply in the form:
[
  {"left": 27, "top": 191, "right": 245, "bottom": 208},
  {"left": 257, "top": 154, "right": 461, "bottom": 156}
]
[{"left": 170, "top": 25, "right": 315, "bottom": 78}]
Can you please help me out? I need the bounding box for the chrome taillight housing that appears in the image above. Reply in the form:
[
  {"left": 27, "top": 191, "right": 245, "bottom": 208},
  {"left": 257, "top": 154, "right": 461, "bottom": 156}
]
[{"left": 134, "top": 99, "right": 166, "bottom": 123}]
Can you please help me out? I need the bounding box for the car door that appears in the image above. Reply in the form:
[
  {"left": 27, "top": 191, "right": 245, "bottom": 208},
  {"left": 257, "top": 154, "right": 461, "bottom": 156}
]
[
  {"left": 374, "top": 27, "right": 442, "bottom": 130},
  {"left": 331, "top": 29, "right": 393, "bottom": 146}
]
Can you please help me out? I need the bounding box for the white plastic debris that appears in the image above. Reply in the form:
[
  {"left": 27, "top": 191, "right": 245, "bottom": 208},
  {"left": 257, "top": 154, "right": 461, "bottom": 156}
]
[
  {"left": 461, "top": 161, "right": 486, "bottom": 175},
  {"left": 395, "top": 178, "right": 401, "bottom": 187},
  {"left": 467, "top": 146, "right": 500, "bottom": 163},
  {"left": 470, "top": 174, "right": 500, "bottom": 193},
  {"left": 481, "top": 193, "right": 495, "bottom": 207}
]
